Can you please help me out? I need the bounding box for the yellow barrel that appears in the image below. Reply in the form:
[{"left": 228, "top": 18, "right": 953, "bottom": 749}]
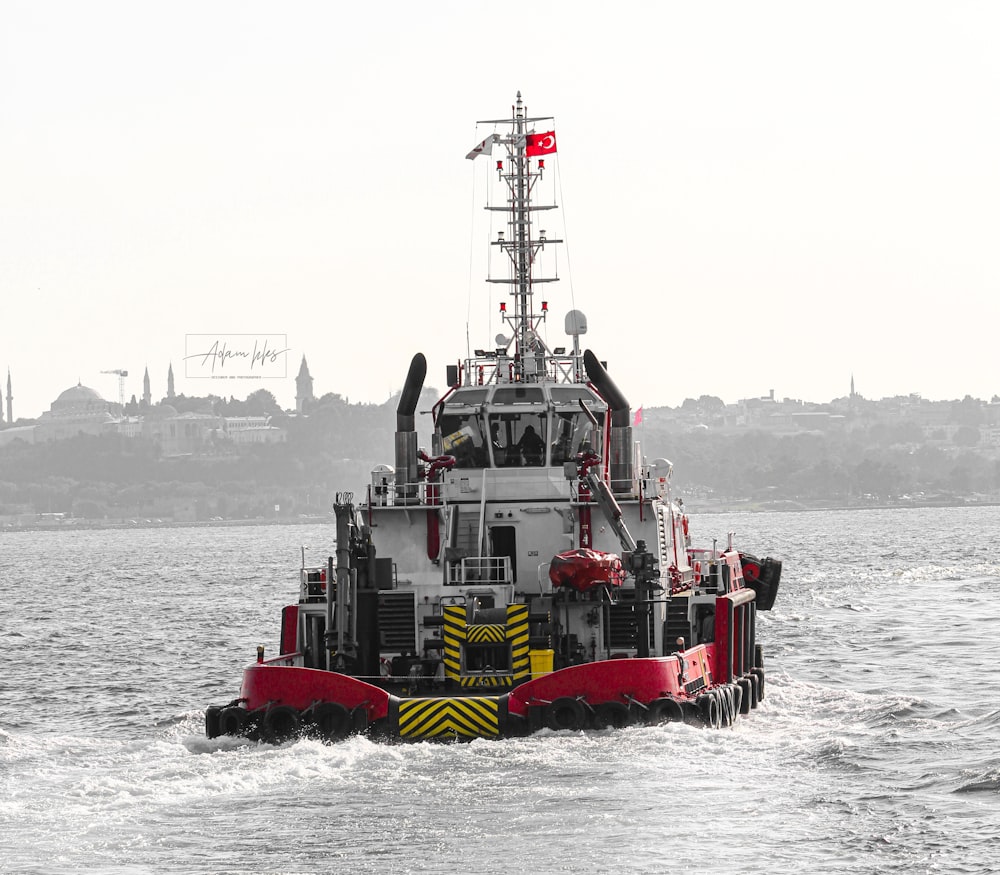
[{"left": 529, "top": 649, "right": 554, "bottom": 678}]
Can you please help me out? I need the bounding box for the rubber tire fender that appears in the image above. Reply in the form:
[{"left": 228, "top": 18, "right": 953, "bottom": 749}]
[
  {"left": 719, "top": 685, "right": 736, "bottom": 727},
  {"left": 351, "top": 705, "right": 369, "bottom": 735},
  {"left": 730, "top": 682, "right": 744, "bottom": 719},
  {"left": 261, "top": 705, "right": 300, "bottom": 743},
  {"left": 545, "top": 697, "right": 588, "bottom": 732},
  {"left": 205, "top": 706, "right": 222, "bottom": 739},
  {"left": 737, "top": 678, "right": 754, "bottom": 714},
  {"left": 218, "top": 705, "right": 248, "bottom": 737},
  {"left": 751, "top": 666, "right": 766, "bottom": 701},
  {"left": 646, "top": 697, "right": 684, "bottom": 725},
  {"left": 591, "top": 701, "right": 634, "bottom": 730},
  {"left": 698, "top": 692, "right": 722, "bottom": 729},
  {"left": 313, "top": 702, "right": 352, "bottom": 741}
]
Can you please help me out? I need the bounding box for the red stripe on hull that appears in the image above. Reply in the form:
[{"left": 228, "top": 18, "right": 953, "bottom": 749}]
[
  {"left": 241, "top": 664, "right": 391, "bottom": 720},
  {"left": 507, "top": 645, "right": 714, "bottom": 717}
]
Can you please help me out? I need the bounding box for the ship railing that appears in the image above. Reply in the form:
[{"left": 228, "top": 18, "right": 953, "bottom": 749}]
[
  {"left": 369, "top": 478, "right": 436, "bottom": 508},
  {"left": 445, "top": 555, "right": 512, "bottom": 587},
  {"left": 460, "top": 351, "right": 586, "bottom": 386},
  {"left": 259, "top": 651, "right": 303, "bottom": 668}
]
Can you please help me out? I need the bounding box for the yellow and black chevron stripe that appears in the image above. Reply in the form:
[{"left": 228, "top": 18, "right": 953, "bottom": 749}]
[
  {"left": 442, "top": 603, "right": 531, "bottom": 688},
  {"left": 466, "top": 623, "right": 506, "bottom": 644},
  {"left": 507, "top": 604, "right": 530, "bottom": 681},
  {"left": 395, "top": 696, "right": 502, "bottom": 739},
  {"left": 443, "top": 605, "right": 466, "bottom": 681}
]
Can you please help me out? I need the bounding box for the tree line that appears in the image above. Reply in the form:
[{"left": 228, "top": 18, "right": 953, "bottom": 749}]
[{"left": 1, "top": 395, "right": 997, "bottom": 519}]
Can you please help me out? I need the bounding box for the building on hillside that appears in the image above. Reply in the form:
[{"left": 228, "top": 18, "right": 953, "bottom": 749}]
[
  {"left": 223, "top": 415, "right": 287, "bottom": 445},
  {"left": 35, "top": 383, "right": 116, "bottom": 442}
]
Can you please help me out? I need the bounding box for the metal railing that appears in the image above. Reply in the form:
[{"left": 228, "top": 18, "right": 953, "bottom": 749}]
[{"left": 445, "top": 555, "right": 512, "bottom": 587}]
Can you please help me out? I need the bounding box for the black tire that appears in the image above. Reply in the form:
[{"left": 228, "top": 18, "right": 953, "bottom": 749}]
[
  {"left": 718, "top": 686, "right": 735, "bottom": 727},
  {"left": 261, "top": 705, "right": 300, "bottom": 743},
  {"left": 218, "top": 705, "right": 248, "bottom": 737},
  {"left": 697, "top": 692, "right": 722, "bottom": 729},
  {"left": 646, "top": 697, "right": 684, "bottom": 725},
  {"left": 205, "top": 706, "right": 222, "bottom": 739},
  {"left": 545, "top": 697, "right": 588, "bottom": 731},
  {"left": 681, "top": 699, "right": 702, "bottom": 725},
  {"left": 737, "top": 678, "right": 753, "bottom": 714},
  {"left": 351, "top": 705, "right": 369, "bottom": 735},
  {"left": 312, "top": 702, "right": 352, "bottom": 741},
  {"left": 592, "top": 701, "right": 634, "bottom": 730}
]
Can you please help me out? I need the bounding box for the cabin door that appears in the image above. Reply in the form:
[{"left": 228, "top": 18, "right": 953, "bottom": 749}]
[{"left": 489, "top": 525, "right": 517, "bottom": 584}]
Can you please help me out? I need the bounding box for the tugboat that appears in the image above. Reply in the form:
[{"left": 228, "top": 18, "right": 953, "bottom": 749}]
[{"left": 206, "top": 94, "right": 782, "bottom": 743}]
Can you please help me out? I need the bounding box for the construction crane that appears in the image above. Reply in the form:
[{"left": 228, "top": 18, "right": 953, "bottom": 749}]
[{"left": 101, "top": 369, "right": 128, "bottom": 418}]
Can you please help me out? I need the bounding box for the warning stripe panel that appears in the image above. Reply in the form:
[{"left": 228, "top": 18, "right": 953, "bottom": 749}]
[
  {"left": 467, "top": 623, "right": 506, "bottom": 644},
  {"left": 397, "top": 697, "right": 501, "bottom": 739},
  {"left": 459, "top": 674, "right": 512, "bottom": 688},
  {"left": 507, "top": 604, "right": 530, "bottom": 680}
]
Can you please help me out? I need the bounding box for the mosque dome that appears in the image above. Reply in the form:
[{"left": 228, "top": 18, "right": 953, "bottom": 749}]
[
  {"left": 55, "top": 383, "right": 104, "bottom": 405},
  {"left": 49, "top": 382, "right": 110, "bottom": 418}
]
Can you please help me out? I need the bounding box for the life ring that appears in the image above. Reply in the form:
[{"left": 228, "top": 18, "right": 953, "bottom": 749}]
[
  {"left": 545, "top": 697, "right": 588, "bottom": 732},
  {"left": 646, "top": 697, "right": 684, "bottom": 725},
  {"left": 218, "top": 705, "right": 248, "bottom": 737},
  {"left": 697, "top": 692, "right": 722, "bottom": 729},
  {"left": 740, "top": 552, "right": 762, "bottom": 583},
  {"left": 261, "top": 705, "right": 300, "bottom": 743},
  {"left": 592, "top": 701, "right": 634, "bottom": 730},
  {"left": 312, "top": 702, "right": 352, "bottom": 741}
]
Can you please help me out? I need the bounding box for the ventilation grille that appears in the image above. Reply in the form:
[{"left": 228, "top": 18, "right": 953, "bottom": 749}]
[
  {"left": 605, "top": 599, "right": 655, "bottom": 650},
  {"left": 378, "top": 591, "right": 416, "bottom": 651}
]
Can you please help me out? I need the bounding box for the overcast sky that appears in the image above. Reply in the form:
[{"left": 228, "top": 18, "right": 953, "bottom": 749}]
[{"left": 2, "top": 1, "right": 998, "bottom": 420}]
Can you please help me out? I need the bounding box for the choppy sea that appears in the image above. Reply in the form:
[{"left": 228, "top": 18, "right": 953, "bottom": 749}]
[{"left": 2, "top": 507, "right": 999, "bottom": 874}]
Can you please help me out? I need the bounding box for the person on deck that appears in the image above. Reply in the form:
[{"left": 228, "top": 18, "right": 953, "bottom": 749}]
[{"left": 516, "top": 425, "right": 545, "bottom": 466}]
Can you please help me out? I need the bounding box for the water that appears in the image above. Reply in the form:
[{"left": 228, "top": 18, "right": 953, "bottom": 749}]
[{"left": 2, "top": 508, "right": 999, "bottom": 874}]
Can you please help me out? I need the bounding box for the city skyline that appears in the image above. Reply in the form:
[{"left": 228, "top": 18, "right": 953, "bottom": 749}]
[{"left": 2, "top": 356, "right": 994, "bottom": 426}]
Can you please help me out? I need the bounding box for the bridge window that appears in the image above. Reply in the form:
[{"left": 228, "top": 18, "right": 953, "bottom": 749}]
[
  {"left": 488, "top": 413, "right": 547, "bottom": 467},
  {"left": 439, "top": 411, "right": 487, "bottom": 468}
]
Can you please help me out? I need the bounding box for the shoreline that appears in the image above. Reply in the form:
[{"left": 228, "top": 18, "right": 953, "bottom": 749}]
[{"left": 4, "top": 499, "right": 998, "bottom": 533}]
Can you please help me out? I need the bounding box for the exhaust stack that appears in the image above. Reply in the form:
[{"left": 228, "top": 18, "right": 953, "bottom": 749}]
[
  {"left": 583, "top": 350, "right": 634, "bottom": 496},
  {"left": 394, "top": 353, "right": 426, "bottom": 503}
]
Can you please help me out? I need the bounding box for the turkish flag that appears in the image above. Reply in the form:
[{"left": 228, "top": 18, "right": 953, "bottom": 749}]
[{"left": 525, "top": 131, "right": 557, "bottom": 156}]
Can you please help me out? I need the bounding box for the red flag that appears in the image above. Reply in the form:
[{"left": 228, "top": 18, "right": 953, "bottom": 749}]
[
  {"left": 525, "top": 131, "right": 557, "bottom": 156},
  {"left": 633, "top": 406, "right": 643, "bottom": 427}
]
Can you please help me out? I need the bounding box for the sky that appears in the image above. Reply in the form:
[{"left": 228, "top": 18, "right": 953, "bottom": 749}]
[{"left": 2, "top": 1, "right": 998, "bottom": 421}]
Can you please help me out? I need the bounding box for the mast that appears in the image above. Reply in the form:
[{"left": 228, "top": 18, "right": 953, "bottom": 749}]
[{"left": 479, "top": 92, "right": 562, "bottom": 383}]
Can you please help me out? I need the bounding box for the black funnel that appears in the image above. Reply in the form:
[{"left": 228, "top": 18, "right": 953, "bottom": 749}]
[
  {"left": 396, "top": 353, "right": 427, "bottom": 432},
  {"left": 583, "top": 350, "right": 631, "bottom": 427}
]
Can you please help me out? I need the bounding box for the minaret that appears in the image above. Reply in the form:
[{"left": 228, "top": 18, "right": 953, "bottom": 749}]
[
  {"left": 142, "top": 367, "right": 151, "bottom": 408},
  {"left": 295, "top": 356, "right": 314, "bottom": 414},
  {"left": 167, "top": 363, "right": 175, "bottom": 399},
  {"left": 6, "top": 369, "right": 12, "bottom": 424},
  {"left": 850, "top": 374, "right": 856, "bottom": 398}
]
